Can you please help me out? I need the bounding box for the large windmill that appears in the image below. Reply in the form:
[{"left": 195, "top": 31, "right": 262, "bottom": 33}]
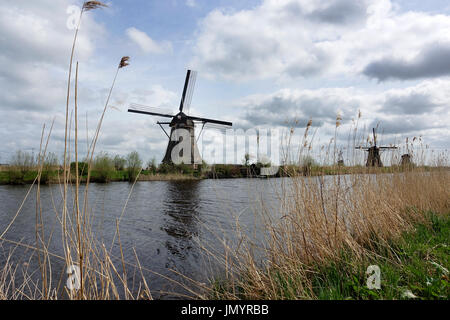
[
  {"left": 356, "top": 128, "right": 397, "bottom": 167},
  {"left": 128, "top": 70, "right": 232, "bottom": 166}
]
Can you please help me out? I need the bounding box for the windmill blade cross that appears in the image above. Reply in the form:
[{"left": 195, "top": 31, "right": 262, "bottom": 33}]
[{"left": 128, "top": 68, "right": 232, "bottom": 166}]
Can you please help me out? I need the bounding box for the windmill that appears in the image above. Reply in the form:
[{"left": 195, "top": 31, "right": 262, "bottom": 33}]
[
  {"left": 337, "top": 149, "right": 344, "bottom": 166},
  {"left": 400, "top": 153, "right": 412, "bottom": 166},
  {"left": 400, "top": 138, "right": 413, "bottom": 166},
  {"left": 128, "top": 70, "right": 232, "bottom": 166},
  {"left": 356, "top": 128, "right": 397, "bottom": 167}
]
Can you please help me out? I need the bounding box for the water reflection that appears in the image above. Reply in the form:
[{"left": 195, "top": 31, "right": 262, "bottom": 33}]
[{"left": 162, "top": 180, "right": 201, "bottom": 266}]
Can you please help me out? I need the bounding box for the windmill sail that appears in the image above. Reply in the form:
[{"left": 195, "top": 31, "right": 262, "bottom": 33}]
[
  {"left": 187, "top": 115, "right": 232, "bottom": 126},
  {"left": 184, "top": 70, "right": 197, "bottom": 115},
  {"left": 128, "top": 103, "right": 175, "bottom": 118},
  {"left": 373, "top": 128, "right": 377, "bottom": 147},
  {"left": 179, "top": 70, "right": 197, "bottom": 113}
]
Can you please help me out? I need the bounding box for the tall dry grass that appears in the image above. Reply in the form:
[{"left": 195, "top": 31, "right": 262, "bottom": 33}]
[{"left": 201, "top": 119, "right": 449, "bottom": 299}]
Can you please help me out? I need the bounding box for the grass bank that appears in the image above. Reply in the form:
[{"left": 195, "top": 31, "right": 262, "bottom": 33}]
[
  {"left": 1, "top": 164, "right": 446, "bottom": 185},
  {"left": 204, "top": 169, "right": 450, "bottom": 300},
  {"left": 0, "top": 168, "right": 201, "bottom": 185},
  {"left": 265, "top": 212, "right": 449, "bottom": 300},
  {"left": 210, "top": 212, "right": 449, "bottom": 300}
]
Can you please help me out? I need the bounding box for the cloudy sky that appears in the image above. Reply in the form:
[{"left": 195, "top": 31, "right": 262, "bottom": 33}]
[{"left": 0, "top": 0, "right": 449, "bottom": 165}]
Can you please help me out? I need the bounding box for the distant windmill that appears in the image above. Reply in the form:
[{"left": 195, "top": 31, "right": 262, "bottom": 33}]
[
  {"left": 400, "top": 138, "right": 413, "bottom": 166},
  {"left": 356, "top": 128, "right": 397, "bottom": 167},
  {"left": 400, "top": 153, "right": 412, "bottom": 166},
  {"left": 337, "top": 149, "right": 344, "bottom": 166},
  {"left": 128, "top": 70, "right": 232, "bottom": 165}
]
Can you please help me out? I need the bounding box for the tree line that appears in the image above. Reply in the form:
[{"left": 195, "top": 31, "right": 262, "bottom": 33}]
[{"left": 0, "top": 150, "right": 153, "bottom": 184}]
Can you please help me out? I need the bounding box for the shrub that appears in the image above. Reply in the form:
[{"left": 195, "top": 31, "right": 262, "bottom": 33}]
[
  {"left": 70, "top": 161, "right": 88, "bottom": 176},
  {"left": 126, "top": 151, "right": 142, "bottom": 182},
  {"left": 40, "top": 152, "right": 59, "bottom": 184},
  {"left": 113, "top": 155, "right": 126, "bottom": 171},
  {"left": 158, "top": 163, "right": 174, "bottom": 174},
  {"left": 7, "top": 150, "right": 35, "bottom": 184},
  {"left": 146, "top": 157, "right": 157, "bottom": 174},
  {"left": 93, "top": 152, "right": 115, "bottom": 182}
]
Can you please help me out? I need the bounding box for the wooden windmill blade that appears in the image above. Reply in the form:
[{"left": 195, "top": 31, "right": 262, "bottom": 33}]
[
  {"left": 372, "top": 127, "right": 377, "bottom": 147},
  {"left": 184, "top": 70, "right": 197, "bottom": 115},
  {"left": 128, "top": 103, "right": 175, "bottom": 118},
  {"left": 187, "top": 115, "right": 232, "bottom": 127},
  {"left": 179, "top": 70, "right": 197, "bottom": 114},
  {"left": 202, "top": 122, "right": 233, "bottom": 130}
]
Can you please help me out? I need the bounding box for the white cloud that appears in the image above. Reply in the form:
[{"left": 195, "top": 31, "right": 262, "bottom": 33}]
[
  {"left": 126, "top": 27, "right": 172, "bottom": 54},
  {"left": 236, "top": 87, "right": 364, "bottom": 128},
  {"left": 191, "top": 0, "right": 450, "bottom": 81},
  {"left": 0, "top": 0, "right": 106, "bottom": 160},
  {"left": 363, "top": 43, "right": 450, "bottom": 81},
  {"left": 233, "top": 79, "right": 450, "bottom": 148}
]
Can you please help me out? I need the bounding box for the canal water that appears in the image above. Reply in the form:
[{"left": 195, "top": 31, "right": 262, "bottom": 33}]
[{"left": 0, "top": 178, "right": 290, "bottom": 298}]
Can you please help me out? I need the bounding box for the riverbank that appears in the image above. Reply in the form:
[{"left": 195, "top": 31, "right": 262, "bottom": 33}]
[
  {"left": 0, "top": 168, "right": 201, "bottom": 184},
  {"left": 210, "top": 211, "right": 449, "bottom": 300},
  {"left": 0, "top": 164, "right": 447, "bottom": 185}
]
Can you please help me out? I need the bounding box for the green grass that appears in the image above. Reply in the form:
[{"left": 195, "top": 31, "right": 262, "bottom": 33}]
[
  {"left": 0, "top": 168, "right": 199, "bottom": 184},
  {"left": 310, "top": 212, "right": 449, "bottom": 300},
  {"left": 0, "top": 170, "right": 45, "bottom": 184}
]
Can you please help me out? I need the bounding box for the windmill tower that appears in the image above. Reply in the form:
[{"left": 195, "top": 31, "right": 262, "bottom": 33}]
[
  {"left": 356, "top": 128, "right": 397, "bottom": 167},
  {"left": 400, "top": 138, "right": 413, "bottom": 166},
  {"left": 400, "top": 153, "right": 412, "bottom": 166},
  {"left": 128, "top": 70, "right": 232, "bottom": 166}
]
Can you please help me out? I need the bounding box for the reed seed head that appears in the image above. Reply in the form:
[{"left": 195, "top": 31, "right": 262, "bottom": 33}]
[
  {"left": 82, "top": 1, "right": 108, "bottom": 12},
  {"left": 119, "top": 56, "right": 130, "bottom": 68},
  {"left": 335, "top": 113, "right": 342, "bottom": 128}
]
